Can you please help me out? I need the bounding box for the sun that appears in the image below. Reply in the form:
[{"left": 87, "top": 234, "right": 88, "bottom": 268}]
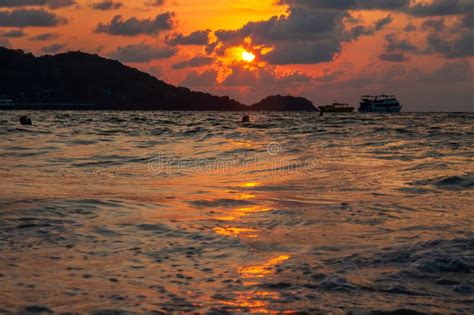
[{"left": 242, "top": 50, "right": 256, "bottom": 62}]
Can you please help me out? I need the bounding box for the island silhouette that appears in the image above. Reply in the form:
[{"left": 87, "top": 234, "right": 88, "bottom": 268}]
[{"left": 0, "top": 47, "right": 317, "bottom": 112}]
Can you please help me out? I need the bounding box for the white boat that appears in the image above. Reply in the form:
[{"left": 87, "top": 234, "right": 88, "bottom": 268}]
[{"left": 358, "top": 95, "right": 402, "bottom": 113}]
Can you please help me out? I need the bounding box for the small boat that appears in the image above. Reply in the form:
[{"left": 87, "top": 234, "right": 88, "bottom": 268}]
[
  {"left": 359, "top": 95, "right": 402, "bottom": 113},
  {"left": 318, "top": 102, "right": 354, "bottom": 113}
]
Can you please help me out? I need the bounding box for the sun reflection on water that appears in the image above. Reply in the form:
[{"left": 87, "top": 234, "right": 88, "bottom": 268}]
[
  {"left": 216, "top": 206, "right": 272, "bottom": 221},
  {"left": 239, "top": 255, "right": 290, "bottom": 279},
  {"left": 219, "top": 291, "right": 282, "bottom": 313},
  {"left": 213, "top": 227, "right": 257, "bottom": 238},
  {"left": 240, "top": 182, "right": 261, "bottom": 188}
]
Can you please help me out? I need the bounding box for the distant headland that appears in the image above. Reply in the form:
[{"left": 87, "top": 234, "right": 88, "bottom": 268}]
[{"left": 0, "top": 47, "right": 317, "bottom": 112}]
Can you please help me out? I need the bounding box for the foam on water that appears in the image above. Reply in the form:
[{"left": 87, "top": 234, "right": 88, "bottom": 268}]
[{"left": 0, "top": 111, "right": 473, "bottom": 313}]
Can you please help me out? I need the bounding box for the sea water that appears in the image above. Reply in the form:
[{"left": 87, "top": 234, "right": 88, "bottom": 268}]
[{"left": 0, "top": 111, "right": 473, "bottom": 313}]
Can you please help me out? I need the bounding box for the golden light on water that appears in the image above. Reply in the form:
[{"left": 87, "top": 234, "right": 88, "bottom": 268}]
[
  {"left": 239, "top": 255, "right": 290, "bottom": 278},
  {"left": 213, "top": 227, "right": 257, "bottom": 238},
  {"left": 240, "top": 182, "right": 260, "bottom": 188},
  {"left": 216, "top": 206, "right": 272, "bottom": 221}
]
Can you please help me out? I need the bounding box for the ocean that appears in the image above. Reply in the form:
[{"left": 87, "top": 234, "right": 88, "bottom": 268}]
[{"left": 0, "top": 111, "right": 473, "bottom": 314}]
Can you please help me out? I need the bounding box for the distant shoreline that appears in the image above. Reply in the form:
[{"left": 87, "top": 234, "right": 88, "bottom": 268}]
[{"left": 0, "top": 48, "right": 317, "bottom": 112}]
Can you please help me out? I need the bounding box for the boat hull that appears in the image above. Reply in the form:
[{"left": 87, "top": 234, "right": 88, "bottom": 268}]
[
  {"left": 318, "top": 106, "right": 354, "bottom": 113},
  {"left": 359, "top": 106, "right": 402, "bottom": 113}
]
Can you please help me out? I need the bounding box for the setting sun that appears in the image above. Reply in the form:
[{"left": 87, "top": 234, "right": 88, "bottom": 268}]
[{"left": 242, "top": 50, "right": 256, "bottom": 62}]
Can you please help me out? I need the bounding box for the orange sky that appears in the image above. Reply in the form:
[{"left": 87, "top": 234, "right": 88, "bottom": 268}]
[{"left": 1, "top": 0, "right": 473, "bottom": 111}]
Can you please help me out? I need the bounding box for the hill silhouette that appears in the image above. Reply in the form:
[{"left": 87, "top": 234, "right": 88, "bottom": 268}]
[
  {"left": 0, "top": 47, "right": 317, "bottom": 112},
  {"left": 252, "top": 95, "right": 316, "bottom": 112}
]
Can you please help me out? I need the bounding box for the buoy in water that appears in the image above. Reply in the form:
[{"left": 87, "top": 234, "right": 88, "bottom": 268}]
[
  {"left": 241, "top": 115, "right": 250, "bottom": 123},
  {"left": 20, "top": 116, "right": 32, "bottom": 125}
]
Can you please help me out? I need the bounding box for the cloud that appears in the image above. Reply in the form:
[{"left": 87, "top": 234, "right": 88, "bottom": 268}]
[
  {"left": 44, "top": 0, "right": 76, "bottom": 9},
  {"left": 277, "top": 0, "right": 410, "bottom": 11},
  {"left": 167, "top": 30, "right": 210, "bottom": 46},
  {"left": 408, "top": 0, "right": 474, "bottom": 17},
  {"left": 384, "top": 33, "right": 418, "bottom": 52},
  {"left": 403, "top": 23, "right": 416, "bottom": 32},
  {"left": 426, "top": 31, "right": 474, "bottom": 58},
  {"left": 214, "top": 8, "right": 346, "bottom": 65},
  {"left": 379, "top": 52, "right": 409, "bottom": 62},
  {"left": 347, "top": 15, "right": 393, "bottom": 38},
  {"left": 220, "top": 63, "right": 313, "bottom": 88},
  {"left": 280, "top": 0, "right": 474, "bottom": 17},
  {"left": 421, "top": 18, "right": 446, "bottom": 32},
  {"left": 41, "top": 42, "right": 67, "bottom": 54},
  {"left": 212, "top": 3, "right": 393, "bottom": 65},
  {"left": 181, "top": 69, "right": 218, "bottom": 87},
  {"left": 424, "top": 15, "right": 474, "bottom": 58},
  {"left": 172, "top": 56, "right": 214, "bottom": 69},
  {"left": 29, "top": 32, "right": 59, "bottom": 40},
  {"left": 90, "top": 1, "right": 123, "bottom": 11},
  {"left": 95, "top": 12, "right": 174, "bottom": 36},
  {"left": 0, "top": 9, "right": 67, "bottom": 27},
  {"left": 109, "top": 43, "right": 176, "bottom": 62},
  {"left": 0, "top": 0, "right": 77, "bottom": 9},
  {"left": 0, "top": 29, "right": 26, "bottom": 38},
  {"left": 145, "top": 0, "right": 165, "bottom": 6},
  {"left": 263, "top": 40, "right": 341, "bottom": 65},
  {"left": 378, "top": 33, "right": 418, "bottom": 62}
]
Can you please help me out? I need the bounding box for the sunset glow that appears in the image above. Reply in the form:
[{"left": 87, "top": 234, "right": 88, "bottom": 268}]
[
  {"left": 0, "top": 0, "right": 471, "bottom": 110},
  {"left": 241, "top": 50, "right": 256, "bottom": 63}
]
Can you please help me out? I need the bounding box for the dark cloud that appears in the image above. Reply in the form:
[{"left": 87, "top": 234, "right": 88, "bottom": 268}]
[
  {"left": 0, "top": 9, "right": 67, "bottom": 27},
  {"left": 0, "top": 0, "right": 77, "bottom": 9},
  {"left": 422, "top": 18, "right": 446, "bottom": 32},
  {"left": 172, "top": 56, "right": 214, "bottom": 69},
  {"left": 348, "top": 15, "right": 393, "bottom": 38},
  {"left": 403, "top": 23, "right": 416, "bottom": 32},
  {"left": 408, "top": 0, "right": 474, "bottom": 17},
  {"left": 426, "top": 32, "right": 474, "bottom": 58},
  {"left": 216, "top": 8, "right": 343, "bottom": 43},
  {"left": 109, "top": 43, "right": 176, "bottom": 62},
  {"left": 41, "top": 42, "right": 66, "bottom": 54},
  {"left": 384, "top": 33, "right": 418, "bottom": 52},
  {"left": 29, "top": 32, "right": 59, "bottom": 40},
  {"left": 0, "top": 29, "right": 26, "bottom": 38},
  {"left": 145, "top": 0, "right": 165, "bottom": 6},
  {"left": 90, "top": 1, "right": 123, "bottom": 11},
  {"left": 44, "top": 0, "right": 76, "bottom": 9},
  {"left": 280, "top": 0, "right": 474, "bottom": 18},
  {"left": 95, "top": 12, "right": 174, "bottom": 36},
  {"left": 379, "top": 52, "right": 409, "bottom": 62},
  {"left": 263, "top": 39, "right": 341, "bottom": 65},
  {"left": 424, "top": 15, "right": 474, "bottom": 58},
  {"left": 277, "top": 0, "right": 409, "bottom": 11},
  {"left": 167, "top": 30, "right": 210, "bottom": 46},
  {"left": 378, "top": 33, "right": 416, "bottom": 62},
  {"left": 213, "top": 8, "right": 347, "bottom": 65},
  {"left": 213, "top": 6, "right": 393, "bottom": 65}
]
